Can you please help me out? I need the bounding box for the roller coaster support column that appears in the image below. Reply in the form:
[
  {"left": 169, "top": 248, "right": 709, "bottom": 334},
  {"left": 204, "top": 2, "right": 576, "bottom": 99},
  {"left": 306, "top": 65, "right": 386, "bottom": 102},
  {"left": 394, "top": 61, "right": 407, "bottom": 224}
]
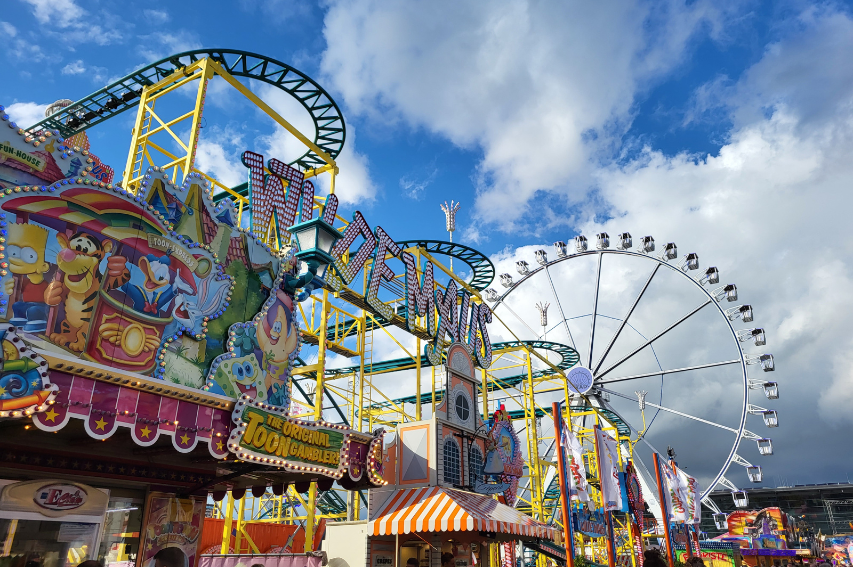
[
  {"left": 525, "top": 351, "right": 545, "bottom": 536},
  {"left": 122, "top": 57, "right": 213, "bottom": 190},
  {"left": 305, "top": 289, "right": 330, "bottom": 551},
  {"left": 416, "top": 337, "right": 422, "bottom": 420},
  {"left": 220, "top": 491, "right": 234, "bottom": 553}
]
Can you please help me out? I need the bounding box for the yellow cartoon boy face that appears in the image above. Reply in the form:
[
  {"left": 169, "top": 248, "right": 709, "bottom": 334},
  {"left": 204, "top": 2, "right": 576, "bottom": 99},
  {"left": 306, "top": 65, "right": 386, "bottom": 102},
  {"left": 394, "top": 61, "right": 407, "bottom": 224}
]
[{"left": 6, "top": 224, "right": 49, "bottom": 280}]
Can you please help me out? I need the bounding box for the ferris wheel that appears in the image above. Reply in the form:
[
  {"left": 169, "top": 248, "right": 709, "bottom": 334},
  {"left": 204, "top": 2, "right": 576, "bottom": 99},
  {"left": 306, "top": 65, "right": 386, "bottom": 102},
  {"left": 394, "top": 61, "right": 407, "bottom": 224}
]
[{"left": 482, "top": 232, "right": 779, "bottom": 507}]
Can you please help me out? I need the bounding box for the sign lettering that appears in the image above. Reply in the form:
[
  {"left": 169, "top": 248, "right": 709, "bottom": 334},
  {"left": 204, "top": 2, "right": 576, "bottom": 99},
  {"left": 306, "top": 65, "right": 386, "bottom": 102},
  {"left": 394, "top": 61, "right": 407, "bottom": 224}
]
[
  {"left": 0, "top": 141, "right": 46, "bottom": 171},
  {"left": 332, "top": 212, "right": 493, "bottom": 368},
  {"left": 34, "top": 484, "right": 87, "bottom": 511},
  {"left": 229, "top": 398, "right": 349, "bottom": 476},
  {"left": 147, "top": 234, "right": 199, "bottom": 271}
]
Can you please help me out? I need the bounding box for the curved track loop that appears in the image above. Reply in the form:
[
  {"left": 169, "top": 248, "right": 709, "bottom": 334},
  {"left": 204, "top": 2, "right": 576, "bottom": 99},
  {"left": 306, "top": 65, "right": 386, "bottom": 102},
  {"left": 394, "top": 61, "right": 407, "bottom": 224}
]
[
  {"left": 25, "top": 49, "right": 345, "bottom": 170},
  {"left": 487, "top": 247, "right": 750, "bottom": 500},
  {"left": 396, "top": 239, "right": 495, "bottom": 291}
]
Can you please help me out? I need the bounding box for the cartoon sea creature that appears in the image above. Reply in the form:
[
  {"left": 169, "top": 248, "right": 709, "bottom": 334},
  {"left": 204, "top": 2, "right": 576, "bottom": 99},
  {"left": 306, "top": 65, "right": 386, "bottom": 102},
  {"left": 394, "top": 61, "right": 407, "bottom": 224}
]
[
  {"left": 256, "top": 290, "right": 298, "bottom": 366},
  {"left": 173, "top": 275, "right": 229, "bottom": 332},
  {"left": 45, "top": 232, "right": 129, "bottom": 352},
  {"left": 212, "top": 354, "right": 265, "bottom": 401},
  {"left": 5, "top": 224, "right": 52, "bottom": 333}
]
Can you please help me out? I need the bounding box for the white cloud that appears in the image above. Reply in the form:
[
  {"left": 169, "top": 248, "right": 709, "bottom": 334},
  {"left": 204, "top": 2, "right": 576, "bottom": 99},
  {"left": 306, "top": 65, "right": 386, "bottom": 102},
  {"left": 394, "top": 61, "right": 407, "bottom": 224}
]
[
  {"left": 256, "top": 84, "right": 377, "bottom": 205},
  {"left": 480, "top": 7, "right": 853, "bottom": 486},
  {"left": 5, "top": 102, "right": 50, "bottom": 128},
  {"left": 143, "top": 9, "right": 170, "bottom": 23},
  {"left": 195, "top": 138, "right": 248, "bottom": 190},
  {"left": 21, "top": 0, "right": 122, "bottom": 45},
  {"left": 61, "top": 59, "right": 86, "bottom": 75},
  {"left": 137, "top": 32, "right": 202, "bottom": 63},
  {"left": 400, "top": 168, "right": 437, "bottom": 200},
  {"left": 321, "top": 0, "right": 740, "bottom": 231},
  {"left": 1, "top": 21, "right": 17, "bottom": 36},
  {"left": 22, "top": 0, "right": 83, "bottom": 26}
]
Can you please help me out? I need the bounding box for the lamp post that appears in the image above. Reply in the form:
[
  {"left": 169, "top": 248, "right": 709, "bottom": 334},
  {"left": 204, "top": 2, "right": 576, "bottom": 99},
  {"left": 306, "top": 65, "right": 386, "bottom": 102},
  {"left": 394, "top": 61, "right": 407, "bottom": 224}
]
[
  {"left": 440, "top": 200, "right": 460, "bottom": 272},
  {"left": 286, "top": 215, "right": 341, "bottom": 553},
  {"left": 287, "top": 216, "right": 343, "bottom": 283}
]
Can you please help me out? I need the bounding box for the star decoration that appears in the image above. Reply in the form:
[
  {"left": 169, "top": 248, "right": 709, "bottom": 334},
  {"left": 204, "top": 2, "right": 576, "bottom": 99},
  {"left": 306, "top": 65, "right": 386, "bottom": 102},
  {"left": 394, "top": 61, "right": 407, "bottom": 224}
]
[
  {"left": 30, "top": 379, "right": 40, "bottom": 387},
  {"left": 44, "top": 408, "right": 59, "bottom": 422},
  {"left": 180, "top": 434, "right": 190, "bottom": 446},
  {"left": 0, "top": 386, "right": 6, "bottom": 396},
  {"left": 140, "top": 425, "right": 152, "bottom": 438},
  {"left": 216, "top": 441, "right": 224, "bottom": 451},
  {"left": 95, "top": 417, "right": 108, "bottom": 431}
]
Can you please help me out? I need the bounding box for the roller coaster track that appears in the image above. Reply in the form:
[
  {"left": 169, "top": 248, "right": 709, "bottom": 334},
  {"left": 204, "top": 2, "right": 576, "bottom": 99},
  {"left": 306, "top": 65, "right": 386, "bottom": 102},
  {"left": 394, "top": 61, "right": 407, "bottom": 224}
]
[
  {"left": 396, "top": 240, "right": 495, "bottom": 291},
  {"left": 24, "top": 49, "right": 345, "bottom": 170}
]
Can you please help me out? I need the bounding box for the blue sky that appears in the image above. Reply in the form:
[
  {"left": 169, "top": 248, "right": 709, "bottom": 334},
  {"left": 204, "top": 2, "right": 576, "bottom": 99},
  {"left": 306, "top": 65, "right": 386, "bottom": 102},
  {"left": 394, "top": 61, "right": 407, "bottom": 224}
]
[
  {"left": 4, "top": 0, "right": 853, "bottom": 489},
  {"left": 1, "top": 0, "right": 801, "bottom": 252}
]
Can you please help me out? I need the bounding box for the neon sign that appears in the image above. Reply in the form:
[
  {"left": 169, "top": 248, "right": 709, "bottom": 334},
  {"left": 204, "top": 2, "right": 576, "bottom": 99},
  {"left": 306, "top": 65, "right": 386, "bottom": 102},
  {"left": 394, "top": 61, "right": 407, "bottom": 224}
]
[
  {"left": 330, "top": 212, "right": 493, "bottom": 368},
  {"left": 239, "top": 152, "right": 493, "bottom": 368}
]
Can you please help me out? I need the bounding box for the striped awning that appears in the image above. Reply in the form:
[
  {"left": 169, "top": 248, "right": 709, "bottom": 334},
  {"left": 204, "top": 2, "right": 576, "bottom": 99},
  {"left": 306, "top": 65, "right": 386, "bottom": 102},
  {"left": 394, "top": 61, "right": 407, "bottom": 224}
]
[{"left": 368, "top": 486, "right": 557, "bottom": 540}]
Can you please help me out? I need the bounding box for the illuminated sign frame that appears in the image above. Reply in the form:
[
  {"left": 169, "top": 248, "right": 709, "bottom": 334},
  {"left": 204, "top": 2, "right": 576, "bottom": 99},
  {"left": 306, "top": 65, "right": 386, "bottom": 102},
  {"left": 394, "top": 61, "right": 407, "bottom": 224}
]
[{"left": 228, "top": 395, "right": 352, "bottom": 479}]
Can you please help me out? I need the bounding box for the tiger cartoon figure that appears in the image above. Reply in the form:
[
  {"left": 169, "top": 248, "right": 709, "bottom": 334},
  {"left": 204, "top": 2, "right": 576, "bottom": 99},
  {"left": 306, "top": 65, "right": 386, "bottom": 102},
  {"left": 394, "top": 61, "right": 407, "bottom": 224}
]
[{"left": 44, "top": 232, "right": 129, "bottom": 352}]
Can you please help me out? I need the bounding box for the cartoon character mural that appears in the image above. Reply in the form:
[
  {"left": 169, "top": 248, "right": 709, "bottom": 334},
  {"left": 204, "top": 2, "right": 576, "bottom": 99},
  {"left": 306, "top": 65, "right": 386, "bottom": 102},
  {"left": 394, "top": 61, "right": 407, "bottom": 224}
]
[
  {"left": 0, "top": 104, "right": 321, "bottom": 408},
  {"left": 0, "top": 324, "right": 57, "bottom": 415},
  {"left": 4, "top": 222, "right": 54, "bottom": 333},
  {"left": 45, "top": 231, "right": 130, "bottom": 351},
  {"left": 204, "top": 251, "right": 307, "bottom": 413}
]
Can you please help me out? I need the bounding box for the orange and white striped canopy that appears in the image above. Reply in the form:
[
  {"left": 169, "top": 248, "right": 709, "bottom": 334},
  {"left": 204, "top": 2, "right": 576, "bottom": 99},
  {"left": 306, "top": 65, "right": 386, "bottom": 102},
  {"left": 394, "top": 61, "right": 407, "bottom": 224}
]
[{"left": 368, "top": 486, "right": 557, "bottom": 540}]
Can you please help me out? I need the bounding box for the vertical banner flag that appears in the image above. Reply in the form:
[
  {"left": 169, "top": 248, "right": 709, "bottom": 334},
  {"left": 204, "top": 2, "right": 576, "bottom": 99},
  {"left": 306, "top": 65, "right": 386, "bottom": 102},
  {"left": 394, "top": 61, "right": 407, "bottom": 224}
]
[
  {"left": 594, "top": 426, "right": 622, "bottom": 511},
  {"left": 562, "top": 419, "right": 590, "bottom": 502},
  {"left": 661, "top": 464, "right": 686, "bottom": 523},
  {"left": 662, "top": 464, "right": 700, "bottom": 524},
  {"left": 677, "top": 468, "right": 701, "bottom": 525}
]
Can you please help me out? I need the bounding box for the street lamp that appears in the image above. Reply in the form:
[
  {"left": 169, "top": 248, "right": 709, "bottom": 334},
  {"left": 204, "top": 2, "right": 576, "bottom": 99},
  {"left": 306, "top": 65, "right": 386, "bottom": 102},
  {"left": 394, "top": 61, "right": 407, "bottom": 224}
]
[{"left": 287, "top": 216, "right": 343, "bottom": 281}]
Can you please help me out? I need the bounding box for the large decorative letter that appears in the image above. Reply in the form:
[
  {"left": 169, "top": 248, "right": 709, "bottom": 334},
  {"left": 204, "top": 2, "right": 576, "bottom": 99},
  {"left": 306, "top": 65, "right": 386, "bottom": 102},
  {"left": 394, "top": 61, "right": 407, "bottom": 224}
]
[
  {"left": 366, "top": 227, "right": 402, "bottom": 321},
  {"left": 331, "top": 211, "right": 376, "bottom": 284},
  {"left": 426, "top": 279, "right": 459, "bottom": 365},
  {"left": 400, "top": 252, "right": 436, "bottom": 336}
]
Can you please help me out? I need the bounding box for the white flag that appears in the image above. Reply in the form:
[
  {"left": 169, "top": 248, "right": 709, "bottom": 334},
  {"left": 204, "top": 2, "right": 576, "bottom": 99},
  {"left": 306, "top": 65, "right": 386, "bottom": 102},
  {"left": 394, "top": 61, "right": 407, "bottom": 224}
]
[
  {"left": 562, "top": 419, "right": 590, "bottom": 502},
  {"left": 662, "top": 463, "right": 700, "bottom": 524},
  {"left": 594, "top": 427, "right": 622, "bottom": 511},
  {"left": 677, "top": 468, "right": 701, "bottom": 525}
]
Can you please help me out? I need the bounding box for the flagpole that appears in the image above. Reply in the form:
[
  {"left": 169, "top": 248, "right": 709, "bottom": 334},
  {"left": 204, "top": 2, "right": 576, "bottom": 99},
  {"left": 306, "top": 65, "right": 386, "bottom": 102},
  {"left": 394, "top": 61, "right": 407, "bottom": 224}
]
[
  {"left": 653, "top": 452, "right": 675, "bottom": 567},
  {"left": 594, "top": 425, "right": 616, "bottom": 567},
  {"left": 553, "top": 402, "right": 575, "bottom": 567}
]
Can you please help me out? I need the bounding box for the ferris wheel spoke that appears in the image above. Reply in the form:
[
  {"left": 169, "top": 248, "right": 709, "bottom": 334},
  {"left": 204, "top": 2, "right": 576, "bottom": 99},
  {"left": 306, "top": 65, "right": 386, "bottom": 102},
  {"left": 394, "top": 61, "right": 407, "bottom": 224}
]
[
  {"left": 543, "top": 264, "right": 576, "bottom": 349},
  {"left": 595, "top": 298, "right": 712, "bottom": 380},
  {"left": 592, "top": 263, "right": 660, "bottom": 374},
  {"left": 587, "top": 252, "right": 604, "bottom": 367},
  {"left": 497, "top": 300, "right": 540, "bottom": 338},
  {"left": 596, "top": 359, "right": 741, "bottom": 385},
  {"left": 600, "top": 387, "right": 738, "bottom": 433}
]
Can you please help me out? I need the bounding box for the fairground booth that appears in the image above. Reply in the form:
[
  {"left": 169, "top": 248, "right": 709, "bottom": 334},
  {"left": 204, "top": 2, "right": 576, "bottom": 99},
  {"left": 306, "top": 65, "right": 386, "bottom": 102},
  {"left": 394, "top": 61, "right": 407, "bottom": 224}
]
[{"left": 0, "top": 46, "right": 780, "bottom": 567}]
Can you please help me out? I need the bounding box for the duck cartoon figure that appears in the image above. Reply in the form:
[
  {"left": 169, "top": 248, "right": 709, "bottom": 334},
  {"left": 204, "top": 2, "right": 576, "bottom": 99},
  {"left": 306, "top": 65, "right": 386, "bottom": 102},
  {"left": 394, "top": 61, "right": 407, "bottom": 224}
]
[{"left": 120, "top": 252, "right": 179, "bottom": 316}]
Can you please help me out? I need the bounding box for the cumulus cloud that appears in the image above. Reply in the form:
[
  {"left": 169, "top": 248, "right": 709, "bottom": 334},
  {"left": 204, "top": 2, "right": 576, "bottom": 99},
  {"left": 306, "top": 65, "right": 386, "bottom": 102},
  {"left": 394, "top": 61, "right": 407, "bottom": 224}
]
[
  {"left": 474, "top": 7, "right": 853, "bottom": 487},
  {"left": 20, "top": 0, "right": 122, "bottom": 45},
  {"left": 5, "top": 102, "right": 50, "bottom": 128},
  {"left": 143, "top": 9, "right": 170, "bottom": 23},
  {"left": 256, "top": 84, "right": 377, "bottom": 205},
  {"left": 321, "top": 0, "right": 741, "bottom": 232},
  {"left": 61, "top": 60, "right": 86, "bottom": 75}
]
